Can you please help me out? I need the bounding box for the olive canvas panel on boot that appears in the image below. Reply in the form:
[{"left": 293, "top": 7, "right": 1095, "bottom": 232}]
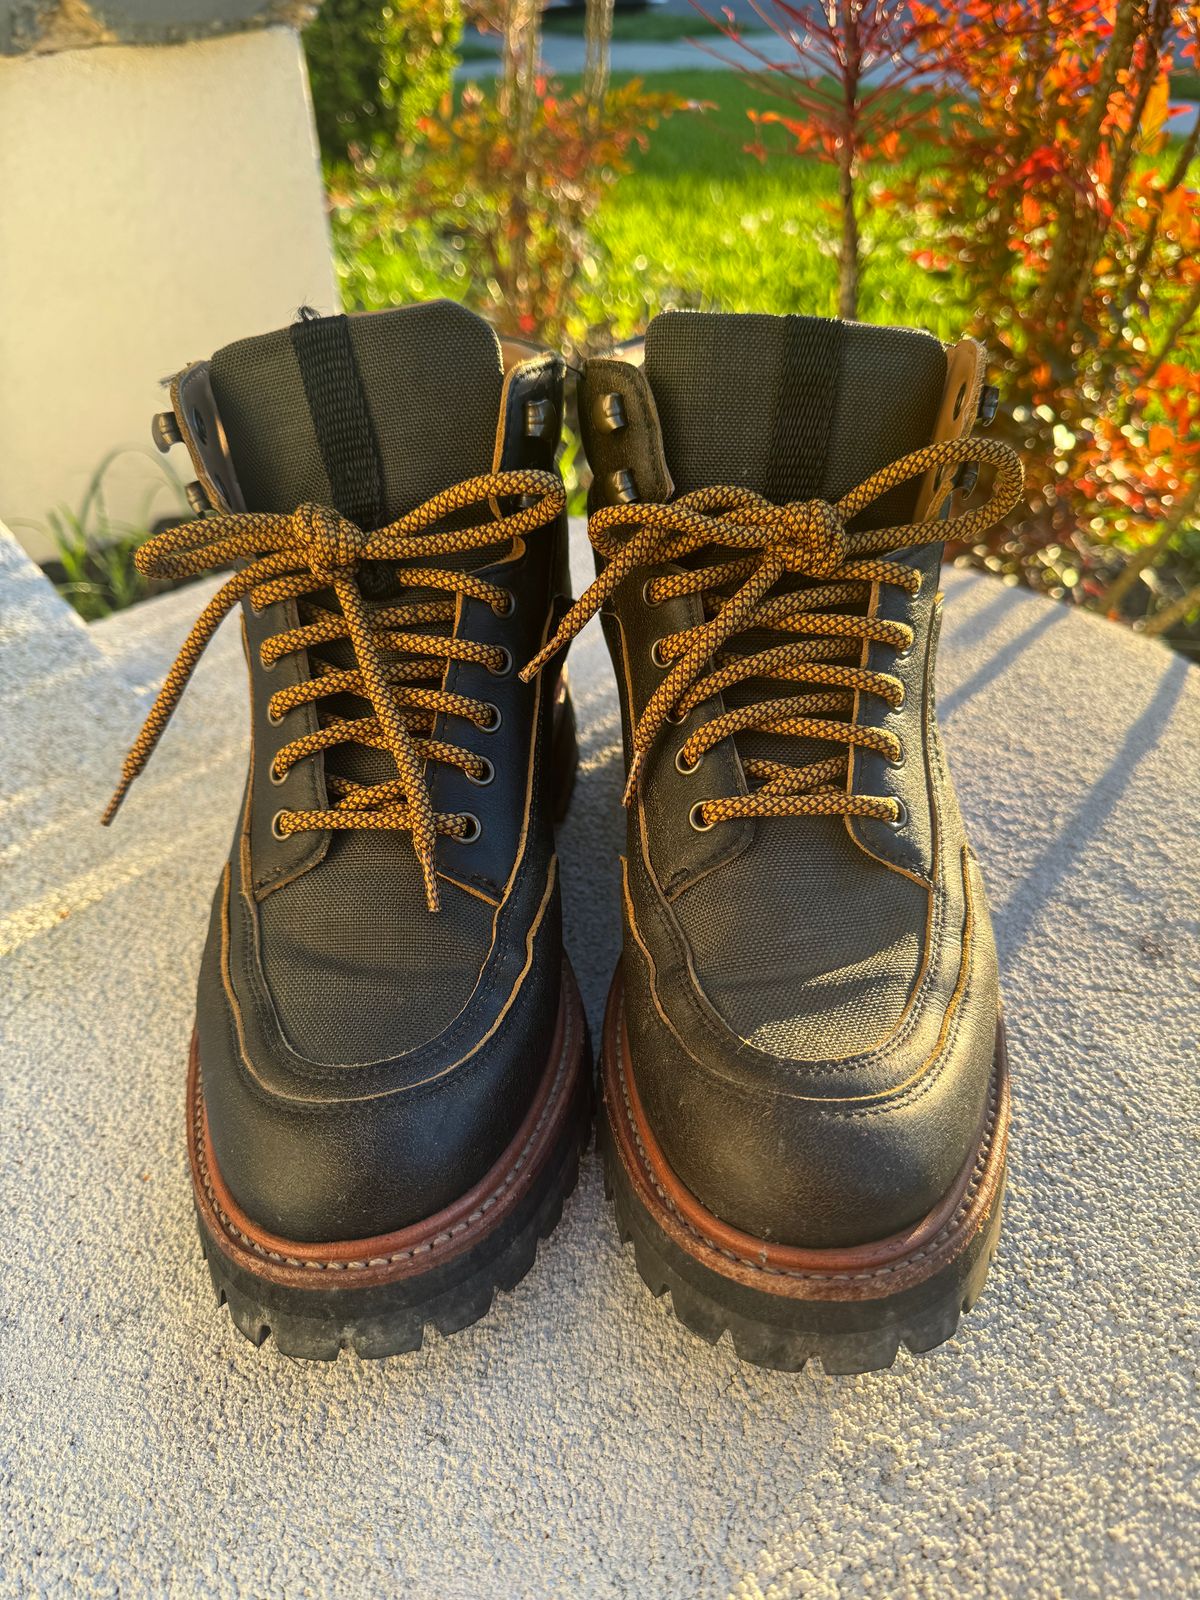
[
  {"left": 526, "top": 309, "right": 1023, "bottom": 1373},
  {"left": 105, "top": 302, "right": 591, "bottom": 1359}
]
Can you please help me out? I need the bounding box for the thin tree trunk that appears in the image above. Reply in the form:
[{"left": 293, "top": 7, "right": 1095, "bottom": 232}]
[
  {"left": 1096, "top": 475, "right": 1200, "bottom": 615},
  {"left": 584, "top": 0, "right": 615, "bottom": 131},
  {"left": 499, "top": 0, "right": 541, "bottom": 317},
  {"left": 836, "top": 4, "right": 861, "bottom": 322},
  {"left": 837, "top": 145, "right": 859, "bottom": 320},
  {"left": 1142, "top": 580, "right": 1200, "bottom": 638}
]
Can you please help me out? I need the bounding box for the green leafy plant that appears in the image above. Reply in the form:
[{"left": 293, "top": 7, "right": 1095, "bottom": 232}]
[
  {"left": 304, "top": 0, "right": 462, "bottom": 158},
  {"left": 336, "top": 1, "right": 691, "bottom": 357},
  {"left": 20, "top": 450, "right": 190, "bottom": 623}
]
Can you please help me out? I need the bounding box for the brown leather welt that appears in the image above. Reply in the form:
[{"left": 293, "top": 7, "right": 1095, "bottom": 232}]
[
  {"left": 603, "top": 971, "right": 1008, "bottom": 1302},
  {"left": 190, "top": 964, "right": 586, "bottom": 1290}
]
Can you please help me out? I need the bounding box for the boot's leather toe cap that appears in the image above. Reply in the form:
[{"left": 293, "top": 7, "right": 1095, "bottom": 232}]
[
  {"left": 194, "top": 868, "right": 564, "bottom": 1245},
  {"left": 619, "top": 911, "right": 1000, "bottom": 1251}
]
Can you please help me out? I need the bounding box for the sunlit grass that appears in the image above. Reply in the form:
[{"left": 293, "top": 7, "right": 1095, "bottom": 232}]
[
  {"left": 585, "top": 71, "right": 957, "bottom": 339},
  {"left": 332, "top": 69, "right": 958, "bottom": 338}
]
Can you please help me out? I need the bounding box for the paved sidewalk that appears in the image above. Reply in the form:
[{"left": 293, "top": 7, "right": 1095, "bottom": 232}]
[
  {"left": 458, "top": 27, "right": 802, "bottom": 80},
  {"left": 2, "top": 521, "right": 1198, "bottom": 1598},
  {"left": 456, "top": 27, "right": 1200, "bottom": 135}
]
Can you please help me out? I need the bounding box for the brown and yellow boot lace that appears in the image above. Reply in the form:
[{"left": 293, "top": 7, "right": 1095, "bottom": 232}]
[
  {"left": 523, "top": 437, "right": 1022, "bottom": 828},
  {"left": 103, "top": 469, "right": 565, "bottom": 911}
]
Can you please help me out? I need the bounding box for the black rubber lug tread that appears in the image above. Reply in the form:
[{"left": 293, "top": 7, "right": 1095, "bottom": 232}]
[
  {"left": 599, "top": 1116, "right": 1004, "bottom": 1376},
  {"left": 198, "top": 1108, "right": 586, "bottom": 1361}
]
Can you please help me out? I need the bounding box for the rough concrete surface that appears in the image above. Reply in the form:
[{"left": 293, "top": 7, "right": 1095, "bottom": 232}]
[{"left": 1, "top": 520, "right": 1198, "bottom": 1598}]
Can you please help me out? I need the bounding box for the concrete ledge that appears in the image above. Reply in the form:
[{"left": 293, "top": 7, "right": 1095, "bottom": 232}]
[
  {"left": 0, "top": 27, "right": 337, "bottom": 560},
  {"left": 2, "top": 519, "right": 1198, "bottom": 1597}
]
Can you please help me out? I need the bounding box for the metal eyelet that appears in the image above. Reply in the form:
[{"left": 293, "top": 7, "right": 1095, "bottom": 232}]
[
  {"left": 459, "top": 813, "right": 482, "bottom": 843},
  {"left": 270, "top": 810, "right": 289, "bottom": 840},
  {"left": 887, "top": 743, "right": 906, "bottom": 770},
  {"left": 665, "top": 707, "right": 687, "bottom": 726},
  {"left": 488, "top": 646, "right": 514, "bottom": 678},
  {"left": 524, "top": 398, "right": 552, "bottom": 438},
  {"left": 268, "top": 761, "right": 288, "bottom": 786},
  {"left": 493, "top": 590, "right": 516, "bottom": 618},
  {"left": 650, "top": 639, "right": 669, "bottom": 668},
  {"left": 675, "top": 748, "right": 700, "bottom": 776},
  {"left": 641, "top": 579, "right": 661, "bottom": 608},
  {"left": 479, "top": 703, "right": 503, "bottom": 733},
  {"left": 892, "top": 685, "right": 906, "bottom": 710},
  {"left": 889, "top": 800, "right": 909, "bottom": 829},
  {"left": 689, "top": 801, "right": 714, "bottom": 832},
  {"left": 467, "top": 757, "right": 495, "bottom": 787},
  {"left": 267, "top": 704, "right": 284, "bottom": 725}
]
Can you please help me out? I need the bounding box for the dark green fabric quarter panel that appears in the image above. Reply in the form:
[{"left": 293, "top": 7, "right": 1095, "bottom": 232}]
[
  {"left": 347, "top": 301, "right": 505, "bottom": 519},
  {"left": 209, "top": 327, "right": 334, "bottom": 515},
  {"left": 822, "top": 321, "right": 946, "bottom": 526}
]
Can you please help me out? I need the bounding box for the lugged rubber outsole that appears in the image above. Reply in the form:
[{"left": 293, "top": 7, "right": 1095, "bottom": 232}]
[
  {"left": 601, "top": 1125, "right": 1003, "bottom": 1373},
  {"left": 600, "top": 974, "right": 1008, "bottom": 1375},
  {"left": 198, "top": 1125, "right": 586, "bottom": 1360},
  {"left": 191, "top": 963, "right": 592, "bottom": 1361}
]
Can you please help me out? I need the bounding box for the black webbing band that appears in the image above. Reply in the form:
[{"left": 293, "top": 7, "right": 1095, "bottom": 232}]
[
  {"left": 764, "top": 315, "right": 843, "bottom": 505},
  {"left": 290, "top": 314, "right": 385, "bottom": 531}
]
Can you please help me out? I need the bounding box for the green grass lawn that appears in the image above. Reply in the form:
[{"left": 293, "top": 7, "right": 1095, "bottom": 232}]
[
  {"left": 586, "top": 71, "right": 953, "bottom": 339},
  {"left": 333, "top": 69, "right": 954, "bottom": 340},
  {"left": 333, "top": 66, "right": 1198, "bottom": 344}
]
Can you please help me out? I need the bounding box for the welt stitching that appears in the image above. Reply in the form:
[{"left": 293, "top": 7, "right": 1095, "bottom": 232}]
[
  {"left": 196, "top": 992, "right": 577, "bottom": 1272},
  {"left": 614, "top": 996, "right": 1000, "bottom": 1284}
]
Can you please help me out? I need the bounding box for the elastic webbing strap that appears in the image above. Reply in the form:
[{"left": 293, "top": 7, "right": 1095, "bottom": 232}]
[
  {"left": 290, "top": 314, "right": 386, "bottom": 532},
  {"left": 764, "top": 316, "right": 843, "bottom": 505}
]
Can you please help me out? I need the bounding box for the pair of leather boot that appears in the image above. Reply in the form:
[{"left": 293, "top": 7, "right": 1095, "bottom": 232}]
[{"left": 108, "top": 301, "right": 1020, "bottom": 1371}]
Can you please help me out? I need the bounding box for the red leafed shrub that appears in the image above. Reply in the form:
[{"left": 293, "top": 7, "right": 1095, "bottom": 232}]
[
  {"left": 405, "top": 75, "right": 685, "bottom": 356},
  {"left": 902, "top": 0, "right": 1200, "bottom": 638},
  {"left": 691, "top": 1, "right": 943, "bottom": 317}
]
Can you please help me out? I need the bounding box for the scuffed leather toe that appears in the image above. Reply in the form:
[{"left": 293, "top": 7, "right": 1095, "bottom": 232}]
[
  {"left": 194, "top": 859, "right": 564, "bottom": 1244},
  {"left": 619, "top": 849, "right": 1000, "bottom": 1251}
]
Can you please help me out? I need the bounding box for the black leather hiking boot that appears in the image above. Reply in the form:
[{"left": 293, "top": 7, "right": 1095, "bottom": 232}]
[
  {"left": 105, "top": 302, "right": 590, "bottom": 1358},
  {"left": 525, "top": 311, "right": 1023, "bottom": 1373}
]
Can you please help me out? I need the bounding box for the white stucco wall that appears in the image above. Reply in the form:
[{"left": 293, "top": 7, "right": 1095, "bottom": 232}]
[{"left": 0, "top": 26, "right": 338, "bottom": 563}]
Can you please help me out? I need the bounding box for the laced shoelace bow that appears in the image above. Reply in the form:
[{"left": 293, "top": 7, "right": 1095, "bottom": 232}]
[
  {"left": 523, "top": 436, "right": 1022, "bottom": 829},
  {"left": 103, "top": 469, "right": 566, "bottom": 911}
]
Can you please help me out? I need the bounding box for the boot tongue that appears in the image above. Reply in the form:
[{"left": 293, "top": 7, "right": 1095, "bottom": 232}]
[
  {"left": 208, "top": 300, "right": 505, "bottom": 523},
  {"left": 207, "top": 302, "right": 508, "bottom": 799},
  {"left": 642, "top": 310, "right": 947, "bottom": 525}
]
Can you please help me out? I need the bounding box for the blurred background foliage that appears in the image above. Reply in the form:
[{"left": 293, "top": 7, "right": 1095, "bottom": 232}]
[
  {"left": 44, "top": 0, "right": 1200, "bottom": 660},
  {"left": 322, "top": 0, "right": 1200, "bottom": 655},
  {"left": 303, "top": 0, "right": 463, "bottom": 156}
]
